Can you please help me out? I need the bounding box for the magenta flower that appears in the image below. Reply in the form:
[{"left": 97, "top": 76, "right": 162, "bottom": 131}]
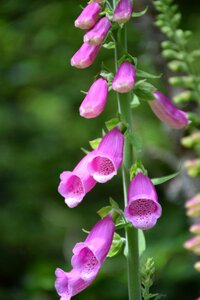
[
  {"left": 71, "top": 43, "right": 101, "bottom": 69},
  {"left": 124, "top": 172, "right": 162, "bottom": 230},
  {"left": 149, "top": 91, "right": 189, "bottom": 129},
  {"left": 58, "top": 152, "right": 96, "bottom": 208},
  {"left": 55, "top": 215, "right": 115, "bottom": 300},
  {"left": 84, "top": 17, "right": 111, "bottom": 45},
  {"left": 71, "top": 215, "right": 115, "bottom": 280},
  {"left": 112, "top": 61, "right": 136, "bottom": 93},
  {"left": 113, "top": 0, "right": 133, "bottom": 24},
  {"left": 79, "top": 78, "right": 109, "bottom": 119},
  {"left": 74, "top": 2, "right": 101, "bottom": 30},
  {"left": 88, "top": 127, "right": 124, "bottom": 183}
]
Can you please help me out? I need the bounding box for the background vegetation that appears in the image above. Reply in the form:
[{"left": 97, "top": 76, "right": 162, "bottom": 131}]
[{"left": 0, "top": 0, "right": 199, "bottom": 299}]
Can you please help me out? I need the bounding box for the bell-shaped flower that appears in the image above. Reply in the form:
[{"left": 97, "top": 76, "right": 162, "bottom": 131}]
[
  {"left": 149, "top": 91, "right": 189, "bottom": 129},
  {"left": 55, "top": 215, "right": 115, "bottom": 300},
  {"left": 55, "top": 268, "right": 92, "bottom": 300},
  {"left": 79, "top": 78, "right": 109, "bottom": 119},
  {"left": 74, "top": 2, "right": 102, "bottom": 30},
  {"left": 113, "top": 0, "right": 133, "bottom": 24},
  {"left": 71, "top": 42, "right": 101, "bottom": 69},
  {"left": 87, "top": 127, "right": 124, "bottom": 183},
  {"left": 112, "top": 61, "right": 136, "bottom": 93},
  {"left": 124, "top": 172, "right": 162, "bottom": 230},
  {"left": 84, "top": 17, "right": 111, "bottom": 45},
  {"left": 58, "top": 152, "right": 96, "bottom": 208},
  {"left": 71, "top": 215, "right": 115, "bottom": 281}
]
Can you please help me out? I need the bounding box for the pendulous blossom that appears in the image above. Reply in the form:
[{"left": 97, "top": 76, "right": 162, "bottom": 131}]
[
  {"left": 79, "top": 77, "right": 109, "bottom": 119},
  {"left": 84, "top": 17, "right": 111, "bottom": 45},
  {"left": 113, "top": 0, "right": 133, "bottom": 24},
  {"left": 74, "top": 2, "right": 101, "bottom": 30},
  {"left": 55, "top": 215, "right": 115, "bottom": 300},
  {"left": 87, "top": 127, "right": 124, "bottom": 183},
  {"left": 58, "top": 151, "right": 96, "bottom": 208},
  {"left": 112, "top": 61, "right": 136, "bottom": 93},
  {"left": 71, "top": 43, "right": 101, "bottom": 69},
  {"left": 149, "top": 91, "right": 189, "bottom": 129},
  {"left": 124, "top": 172, "right": 162, "bottom": 230}
]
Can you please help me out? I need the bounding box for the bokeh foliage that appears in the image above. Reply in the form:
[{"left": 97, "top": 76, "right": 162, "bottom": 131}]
[{"left": 0, "top": 0, "right": 199, "bottom": 299}]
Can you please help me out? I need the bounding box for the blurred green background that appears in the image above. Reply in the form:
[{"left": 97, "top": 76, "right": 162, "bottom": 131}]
[{"left": 0, "top": 0, "right": 200, "bottom": 299}]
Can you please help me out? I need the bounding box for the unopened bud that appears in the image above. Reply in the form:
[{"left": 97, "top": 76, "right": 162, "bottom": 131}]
[
  {"left": 184, "top": 236, "right": 200, "bottom": 250},
  {"left": 194, "top": 261, "right": 200, "bottom": 272},
  {"left": 190, "top": 224, "right": 200, "bottom": 234},
  {"left": 181, "top": 132, "right": 200, "bottom": 148},
  {"left": 184, "top": 159, "right": 200, "bottom": 177}
]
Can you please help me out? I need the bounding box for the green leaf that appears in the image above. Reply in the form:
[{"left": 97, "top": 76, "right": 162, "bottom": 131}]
[
  {"left": 132, "top": 6, "right": 148, "bottom": 18},
  {"left": 131, "top": 94, "right": 141, "bottom": 108},
  {"left": 89, "top": 138, "right": 102, "bottom": 150},
  {"left": 138, "top": 230, "right": 146, "bottom": 256},
  {"left": 136, "top": 69, "right": 162, "bottom": 79},
  {"left": 109, "top": 197, "right": 119, "bottom": 209},
  {"left": 105, "top": 117, "right": 120, "bottom": 130},
  {"left": 151, "top": 172, "right": 179, "bottom": 185},
  {"left": 103, "top": 41, "right": 115, "bottom": 49},
  {"left": 107, "top": 232, "right": 124, "bottom": 258},
  {"left": 97, "top": 206, "right": 112, "bottom": 218},
  {"left": 125, "top": 131, "right": 142, "bottom": 153}
]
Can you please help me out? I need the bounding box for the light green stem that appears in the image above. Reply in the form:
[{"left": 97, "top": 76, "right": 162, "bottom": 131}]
[{"left": 112, "top": 1, "right": 141, "bottom": 299}]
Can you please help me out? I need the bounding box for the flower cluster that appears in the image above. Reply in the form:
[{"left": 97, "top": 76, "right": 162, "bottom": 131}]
[{"left": 55, "top": 0, "right": 190, "bottom": 299}]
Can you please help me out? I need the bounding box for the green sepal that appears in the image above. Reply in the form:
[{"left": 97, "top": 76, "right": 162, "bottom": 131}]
[
  {"left": 105, "top": 117, "right": 120, "bottom": 130},
  {"left": 151, "top": 171, "right": 179, "bottom": 185},
  {"left": 103, "top": 41, "right": 115, "bottom": 49},
  {"left": 97, "top": 206, "right": 112, "bottom": 218},
  {"left": 129, "top": 161, "right": 147, "bottom": 180},
  {"left": 131, "top": 93, "right": 141, "bottom": 108},
  {"left": 134, "top": 80, "right": 156, "bottom": 101},
  {"left": 107, "top": 232, "right": 124, "bottom": 258},
  {"left": 136, "top": 69, "right": 162, "bottom": 79},
  {"left": 89, "top": 138, "right": 102, "bottom": 150},
  {"left": 132, "top": 6, "right": 148, "bottom": 18},
  {"left": 118, "top": 53, "right": 137, "bottom": 66}
]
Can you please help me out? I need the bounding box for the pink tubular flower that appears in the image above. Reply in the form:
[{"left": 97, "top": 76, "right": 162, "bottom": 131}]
[
  {"left": 74, "top": 3, "right": 101, "bottom": 30},
  {"left": 58, "top": 152, "right": 96, "bottom": 208},
  {"left": 84, "top": 17, "right": 111, "bottom": 45},
  {"left": 71, "top": 43, "right": 101, "bottom": 69},
  {"left": 87, "top": 127, "right": 124, "bottom": 183},
  {"left": 124, "top": 172, "right": 162, "bottom": 230},
  {"left": 113, "top": 0, "right": 133, "bottom": 24},
  {"left": 112, "top": 61, "right": 136, "bottom": 93},
  {"left": 149, "top": 91, "right": 189, "bottom": 129},
  {"left": 71, "top": 215, "right": 115, "bottom": 280},
  {"left": 55, "top": 215, "right": 115, "bottom": 300},
  {"left": 79, "top": 78, "right": 109, "bottom": 119}
]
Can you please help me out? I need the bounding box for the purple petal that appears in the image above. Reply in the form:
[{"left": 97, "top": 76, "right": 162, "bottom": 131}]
[
  {"left": 87, "top": 127, "right": 124, "bottom": 183},
  {"left": 71, "top": 43, "right": 101, "bottom": 69},
  {"left": 124, "top": 173, "right": 162, "bottom": 230},
  {"left": 74, "top": 3, "right": 102, "bottom": 30},
  {"left": 113, "top": 0, "right": 133, "bottom": 24},
  {"left": 149, "top": 91, "right": 189, "bottom": 129},
  {"left": 112, "top": 61, "right": 136, "bottom": 93},
  {"left": 79, "top": 78, "right": 108, "bottom": 119},
  {"left": 84, "top": 17, "right": 111, "bottom": 45}
]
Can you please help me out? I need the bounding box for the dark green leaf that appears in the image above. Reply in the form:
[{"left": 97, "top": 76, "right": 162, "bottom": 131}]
[
  {"left": 151, "top": 172, "right": 179, "bottom": 185},
  {"left": 136, "top": 69, "right": 162, "bottom": 79},
  {"left": 132, "top": 6, "right": 148, "bottom": 18}
]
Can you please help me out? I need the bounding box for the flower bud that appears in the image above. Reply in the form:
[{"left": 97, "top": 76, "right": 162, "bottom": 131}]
[
  {"left": 112, "top": 61, "right": 136, "bottom": 93},
  {"left": 184, "top": 236, "right": 200, "bottom": 250},
  {"left": 181, "top": 132, "right": 200, "bottom": 148},
  {"left": 75, "top": 2, "right": 101, "bottom": 30},
  {"left": 79, "top": 78, "right": 109, "bottom": 119},
  {"left": 185, "top": 194, "right": 200, "bottom": 209},
  {"left": 194, "top": 261, "right": 200, "bottom": 272},
  {"left": 184, "top": 159, "right": 200, "bottom": 177},
  {"left": 84, "top": 17, "right": 111, "bottom": 45},
  {"left": 113, "top": 0, "right": 133, "bottom": 24},
  {"left": 173, "top": 91, "right": 192, "bottom": 104},
  {"left": 190, "top": 224, "right": 200, "bottom": 234},
  {"left": 71, "top": 43, "right": 101, "bottom": 69},
  {"left": 149, "top": 91, "right": 189, "bottom": 129}
]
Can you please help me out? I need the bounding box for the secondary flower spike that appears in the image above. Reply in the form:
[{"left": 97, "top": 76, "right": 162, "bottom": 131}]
[
  {"left": 71, "top": 43, "right": 101, "bottom": 69},
  {"left": 74, "top": 2, "right": 102, "bottom": 30},
  {"left": 58, "top": 152, "right": 96, "bottom": 208},
  {"left": 124, "top": 172, "right": 162, "bottom": 230},
  {"left": 84, "top": 17, "right": 111, "bottom": 45},
  {"left": 149, "top": 91, "right": 189, "bottom": 129},
  {"left": 79, "top": 77, "right": 109, "bottom": 119},
  {"left": 88, "top": 127, "right": 124, "bottom": 183},
  {"left": 55, "top": 215, "right": 115, "bottom": 300},
  {"left": 113, "top": 0, "right": 133, "bottom": 24},
  {"left": 112, "top": 61, "right": 136, "bottom": 93}
]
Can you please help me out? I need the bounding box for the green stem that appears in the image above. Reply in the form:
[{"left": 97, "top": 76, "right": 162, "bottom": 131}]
[{"left": 112, "top": 1, "right": 141, "bottom": 299}]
